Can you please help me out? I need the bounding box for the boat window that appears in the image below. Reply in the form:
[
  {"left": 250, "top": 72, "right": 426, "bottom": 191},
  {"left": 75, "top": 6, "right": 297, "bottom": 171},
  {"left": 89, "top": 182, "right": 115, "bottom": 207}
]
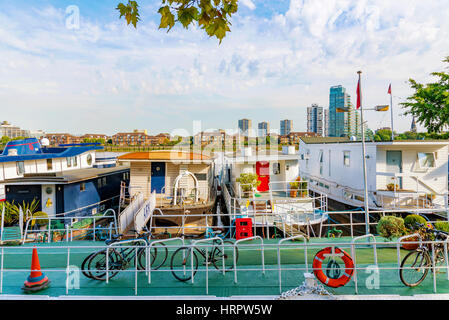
[
  {"left": 343, "top": 151, "right": 350, "bottom": 167},
  {"left": 47, "top": 159, "right": 53, "bottom": 171},
  {"left": 102, "top": 177, "right": 107, "bottom": 186},
  {"left": 16, "top": 161, "right": 25, "bottom": 175},
  {"left": 343, "top": 191, "right": 353, "bottom": 200},
  {"left": 194, "top": 173, "right": 207, "bottom": 181},
  {"left": 272, "top": 163, "right": 281, "bottom": 175},
  {"left": 67, "top": 157, "right": 72, "bottom": 167},
  {"left": 80, "top": 183, "right": 86, "bottom": 192},
  {"left": 319, "top": 150, "right": 324, "bottom": 175},
  {"left": 73, "top": 156, "right": 78, "bottom": 167},
  {"left": 417, "top": 152, "right": 435, "bottom": 169},
  {"left": 98, "top": 178, "right": 102, "bottom": 188},
  {"left": 87, "top": 154, "right": 93, "bottom": 166}
]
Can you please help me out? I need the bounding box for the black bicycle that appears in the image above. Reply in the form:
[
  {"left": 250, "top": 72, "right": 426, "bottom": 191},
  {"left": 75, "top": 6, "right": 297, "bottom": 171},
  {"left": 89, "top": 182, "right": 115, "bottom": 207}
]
[
  {"left": 400, "top": 224, "right": 449, "bottom": 287},
  {"left": 82, "top": 227, "right": 168, "bottom": 281},
  {"left": 170, "top": 239, "right": 238, "bottom": 282}
]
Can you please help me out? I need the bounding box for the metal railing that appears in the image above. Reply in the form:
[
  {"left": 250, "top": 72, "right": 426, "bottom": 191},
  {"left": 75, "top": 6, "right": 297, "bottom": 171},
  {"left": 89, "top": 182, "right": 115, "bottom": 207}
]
[
  {"left": 1, "top": 237, "right": 449, "bottom": 297},
  {"left": 22, "top": 210, "right": 117, "bottom": 244}
]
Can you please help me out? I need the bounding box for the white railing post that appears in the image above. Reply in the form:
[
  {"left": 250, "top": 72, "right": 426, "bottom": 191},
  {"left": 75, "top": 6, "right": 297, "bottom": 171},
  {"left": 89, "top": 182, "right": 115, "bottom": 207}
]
[
  {"left": 148, "top": 238, "right": 185, "bottom": 284},
  {"left": 277, "top": 235, "right": 307, "bottom": 293},
  {"left": 234, "top": 236, "right": 264, "bottom": 284},
  {"left": 351, "top": 234, "right": 377, "bottom": 295},
  {"left": 66, "top": 247, "right": 70, "bottom": 295}
]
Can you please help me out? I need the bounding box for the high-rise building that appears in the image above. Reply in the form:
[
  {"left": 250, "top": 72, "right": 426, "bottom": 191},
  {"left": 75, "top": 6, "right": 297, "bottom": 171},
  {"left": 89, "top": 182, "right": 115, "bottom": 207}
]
[
  {"left": 238, "top": 119, "right": 252, "bottom": 136},
  {"left": 258, "top": 122, "right": 269, "bottom": 137},
  {"left": 280, "top": 119, "right": 293, "bottom": 136},
  {"left": 328, "top": 86, "right": 353, "bottom": 137},
  {"left": 0, "top": 121, "right": 31, "bottom": 139},
  {"left": 324, "top": 109, "right": 329, "bottom": 137},
  {"left": 307, "top": 104, "right": 327, "bottom": 136}
]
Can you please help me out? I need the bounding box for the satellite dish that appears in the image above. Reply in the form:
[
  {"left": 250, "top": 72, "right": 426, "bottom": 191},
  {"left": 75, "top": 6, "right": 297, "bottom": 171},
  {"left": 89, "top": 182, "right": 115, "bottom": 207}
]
[{"left": 40, "top": 138, "right": 50, "bottom": 146}]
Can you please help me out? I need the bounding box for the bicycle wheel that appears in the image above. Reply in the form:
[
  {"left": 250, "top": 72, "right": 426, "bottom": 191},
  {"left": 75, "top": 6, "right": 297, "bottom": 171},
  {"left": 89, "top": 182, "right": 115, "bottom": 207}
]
[
  {"left": 87, "top": 249, "right": 123, "bottom": 281},
  {"left": 170, "top": 247, "right": 198, "bottom": 282},
  {"left": 81, "top": 252, "right": 96, "bottom": 279},
  {"left": 137, "top": 243, "right": 168, "bottom": 270},
  {"left": 212, "top": 240, "right": 239, "bottom": 271},
  {"left": 400, "top": 249, "right": 431, "bottom": 287}
]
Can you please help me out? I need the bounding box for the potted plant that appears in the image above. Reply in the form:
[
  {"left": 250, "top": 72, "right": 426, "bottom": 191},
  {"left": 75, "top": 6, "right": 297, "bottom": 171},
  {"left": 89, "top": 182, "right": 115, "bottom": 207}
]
[
  {"left": 402, "top": 214, "right": 427, "bottom": 250},
  {"left": 376, "top": 215, "right": 406, "bottom": 241},
  {"left": 236, "top": 173, "right": 260, "bottom": 198},
  {"left": 289, "top": 181, "right": 299, "bottom": 197},
  {"left": 386, "top": 183, "right": 399, "bottom": 191}
]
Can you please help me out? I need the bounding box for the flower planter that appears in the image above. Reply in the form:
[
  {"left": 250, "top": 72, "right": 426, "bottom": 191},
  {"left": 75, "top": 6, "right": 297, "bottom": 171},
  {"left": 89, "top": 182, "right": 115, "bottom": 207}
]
[
  {"left": 401, "top": 236, "right": 420, "bottom": 250},
  {"left": 290, "top": 190, "right": 298, "bottom": 198}
]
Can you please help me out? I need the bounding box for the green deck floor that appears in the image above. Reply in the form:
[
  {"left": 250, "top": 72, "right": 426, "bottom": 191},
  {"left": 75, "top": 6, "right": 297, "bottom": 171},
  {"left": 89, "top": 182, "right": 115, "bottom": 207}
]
[{"left": 1, "top": 237, "right": 448, "bottom": 298}]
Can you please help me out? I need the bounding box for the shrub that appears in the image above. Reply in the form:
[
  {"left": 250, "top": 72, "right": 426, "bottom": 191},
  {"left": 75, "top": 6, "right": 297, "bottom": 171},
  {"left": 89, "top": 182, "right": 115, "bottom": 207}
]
[
  {"left": 376, "top": 216, "right": 406, "bottom": 240},
  {"left": 404, "top": 214, "right": 427, "bottom": 230},
  {"left": 435, "top": 221, "right": 449, "bottom": 233}
]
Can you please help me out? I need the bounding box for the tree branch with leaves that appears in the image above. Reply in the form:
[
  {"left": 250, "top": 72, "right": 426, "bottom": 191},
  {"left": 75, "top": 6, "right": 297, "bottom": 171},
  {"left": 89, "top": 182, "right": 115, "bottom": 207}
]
[
  {"left": 401, "top": 56, "right": 449, "bottom": 133},
  {"left": 116, "top": 0, "right": 239, "bottom": 43}
]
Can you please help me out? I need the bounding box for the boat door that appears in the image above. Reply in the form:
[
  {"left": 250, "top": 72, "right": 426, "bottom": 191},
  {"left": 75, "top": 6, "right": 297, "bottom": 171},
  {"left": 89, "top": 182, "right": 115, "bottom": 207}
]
[
  {"left": 151, "top": 162, "right": 166, "bottom": 194},
  {"left": 256, "top": 161, "right": 270, "bottom": 192},
  {"left": 41, "top": 185, "right": 56, "bottom": 218},
  {"left": 386, "top": 150, "right": 403, "bottom": 188}
]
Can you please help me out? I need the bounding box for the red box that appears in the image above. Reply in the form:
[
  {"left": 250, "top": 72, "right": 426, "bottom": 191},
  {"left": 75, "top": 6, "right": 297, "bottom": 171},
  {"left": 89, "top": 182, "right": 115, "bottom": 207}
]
[{"left": 235, "top": 218, "right": 253, "bottom": 240}]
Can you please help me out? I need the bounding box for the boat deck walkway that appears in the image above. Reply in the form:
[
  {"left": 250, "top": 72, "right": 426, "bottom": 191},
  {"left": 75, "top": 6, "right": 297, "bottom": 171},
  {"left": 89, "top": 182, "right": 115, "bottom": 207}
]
[{"left": 1, "top": 237, "right": 449, "bottom": 298}]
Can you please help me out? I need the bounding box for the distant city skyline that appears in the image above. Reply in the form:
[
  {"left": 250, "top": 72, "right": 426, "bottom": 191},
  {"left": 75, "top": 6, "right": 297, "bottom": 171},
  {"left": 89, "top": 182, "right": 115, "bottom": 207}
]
[{"left": 1, "top": 1, "right": 445, "bottom": 135}]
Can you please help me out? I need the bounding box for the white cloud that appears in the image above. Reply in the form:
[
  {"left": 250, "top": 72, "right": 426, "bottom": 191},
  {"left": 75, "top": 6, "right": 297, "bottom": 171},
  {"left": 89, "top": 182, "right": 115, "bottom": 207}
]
[{"left": 0, "top": 1, "right": 448, "bottom": 134}]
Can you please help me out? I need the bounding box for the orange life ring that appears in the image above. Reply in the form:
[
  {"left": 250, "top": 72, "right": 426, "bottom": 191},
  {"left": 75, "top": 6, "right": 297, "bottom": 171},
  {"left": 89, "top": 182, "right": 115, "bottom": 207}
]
[{"left": 312, "top": 247, "right": 354, "bottom": 288}]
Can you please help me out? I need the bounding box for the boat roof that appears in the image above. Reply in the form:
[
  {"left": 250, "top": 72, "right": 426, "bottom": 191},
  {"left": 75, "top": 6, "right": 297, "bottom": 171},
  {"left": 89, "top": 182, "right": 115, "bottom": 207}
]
[
  {"left": 300, "top": 136, "right": 449, "bottom": 146},
  {"left": 0, "top": 138, "right": 103, "bottom": 163},
  {"left": 224, "top": 151, "right": 299, "bottom": 163},
  {"left": 4, "top": 165, "right": 130, "bottom": 185},
  {"left": 118, "top": 150, "right": 212, "bottom": 163}
]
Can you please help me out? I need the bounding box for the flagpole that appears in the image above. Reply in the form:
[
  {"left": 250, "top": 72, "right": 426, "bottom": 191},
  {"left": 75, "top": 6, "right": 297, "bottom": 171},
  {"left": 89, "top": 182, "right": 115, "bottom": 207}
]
[
  {"left": 389, "top": 85, "right": 394, "bottom": 141},
  {"left": 358, "top": 71, "right": 370, "bottom": 235}
]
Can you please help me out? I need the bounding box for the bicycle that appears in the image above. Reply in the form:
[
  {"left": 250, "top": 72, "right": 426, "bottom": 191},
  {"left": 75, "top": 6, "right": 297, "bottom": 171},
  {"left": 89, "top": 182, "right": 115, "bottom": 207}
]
[
  {"left": 399, "top": 224, "right": 449, "bottom": 287},
  {"left": 81, "top": 227, "right": 168, "bottom": 281},
  {"left": 170, "top": 238, "right": 239, "bottom": 282}
]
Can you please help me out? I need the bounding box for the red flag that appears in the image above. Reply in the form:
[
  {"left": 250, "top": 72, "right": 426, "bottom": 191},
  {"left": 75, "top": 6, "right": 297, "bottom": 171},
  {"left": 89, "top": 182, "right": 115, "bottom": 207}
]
[
  {"left": 356, "top": 77, "right": 361, "bottom": 109},
  {"left": 388, "top": 84, "right": 391, "bottom": 95}
]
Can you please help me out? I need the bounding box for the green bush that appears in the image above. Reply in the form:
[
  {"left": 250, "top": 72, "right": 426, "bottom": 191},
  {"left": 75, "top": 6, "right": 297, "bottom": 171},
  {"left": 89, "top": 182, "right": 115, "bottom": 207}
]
[
  {"left": 404, "top": 214, "right": 427, "bottom": 230},
  {"left": 376, "top": 216, "right": 406, "bottom": 240},
  {"left": 435, "top": 221, "right": 449, "bottom": 233}
]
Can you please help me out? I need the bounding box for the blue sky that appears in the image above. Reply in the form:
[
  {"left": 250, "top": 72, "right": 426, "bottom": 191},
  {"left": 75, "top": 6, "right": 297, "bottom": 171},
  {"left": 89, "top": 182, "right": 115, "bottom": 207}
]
[{"left": 1, "top": 0, "right": 449, "bottom": 136}]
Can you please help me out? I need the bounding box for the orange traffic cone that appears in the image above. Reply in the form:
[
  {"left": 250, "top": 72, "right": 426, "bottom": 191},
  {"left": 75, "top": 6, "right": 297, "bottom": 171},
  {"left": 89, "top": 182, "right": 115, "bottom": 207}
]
[{"left": 22, "top": 247, "right": 50, "bottom": 293}]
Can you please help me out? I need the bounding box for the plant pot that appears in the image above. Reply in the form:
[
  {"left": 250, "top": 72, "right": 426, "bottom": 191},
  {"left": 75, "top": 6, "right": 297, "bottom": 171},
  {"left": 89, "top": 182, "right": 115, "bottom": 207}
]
[
  {"left": 290, "top": 190, "right": 298, "bottom": 198},
  {"left": 401, "top": 236, "right": 420, "bottom": 250}
]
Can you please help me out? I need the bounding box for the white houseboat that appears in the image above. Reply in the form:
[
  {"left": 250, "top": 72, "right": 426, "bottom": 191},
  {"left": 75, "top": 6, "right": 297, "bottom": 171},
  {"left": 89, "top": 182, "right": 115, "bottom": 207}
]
[
  {"left": 117, "top": 150, "right": 217, "bottom": 235},
  {"left": 222, "top": 146, "right": 328, "bottom": 238},
  {"left": 0, "top": 138, "right": 129, "bottom": 218},
  {"left": 298, "top": 137, "right": 449, "bottom": 212}
]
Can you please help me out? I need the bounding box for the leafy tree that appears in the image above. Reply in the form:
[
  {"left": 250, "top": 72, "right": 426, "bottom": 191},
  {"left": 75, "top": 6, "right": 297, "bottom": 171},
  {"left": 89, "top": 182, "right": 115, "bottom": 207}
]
[
  {"left": 116, "top": 0, "right": 238, "bottom": 43},
  {"left": 1, "top": 136, "right": 10, "bottom": 145},
  {"left": 401, "top": 56, "right": 449, "bottom": 133}
]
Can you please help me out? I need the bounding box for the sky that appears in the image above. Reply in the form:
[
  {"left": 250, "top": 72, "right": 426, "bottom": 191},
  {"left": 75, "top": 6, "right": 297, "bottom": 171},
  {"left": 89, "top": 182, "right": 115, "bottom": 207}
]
[{"left": 1, "top": 0, "right": 449, "bottom": 136}]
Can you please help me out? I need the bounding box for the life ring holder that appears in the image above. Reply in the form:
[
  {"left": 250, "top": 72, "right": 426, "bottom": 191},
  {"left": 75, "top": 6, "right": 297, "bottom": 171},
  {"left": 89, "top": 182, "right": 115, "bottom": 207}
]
[{"left": 312, "top": 246, "right": 354, "bottom": 288}]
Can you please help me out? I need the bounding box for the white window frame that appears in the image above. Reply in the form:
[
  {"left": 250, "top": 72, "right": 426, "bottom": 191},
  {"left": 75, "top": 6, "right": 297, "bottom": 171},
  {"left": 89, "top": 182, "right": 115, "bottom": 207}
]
[{"left": 343, "top": 151, "right": 350, "bottom": 167}]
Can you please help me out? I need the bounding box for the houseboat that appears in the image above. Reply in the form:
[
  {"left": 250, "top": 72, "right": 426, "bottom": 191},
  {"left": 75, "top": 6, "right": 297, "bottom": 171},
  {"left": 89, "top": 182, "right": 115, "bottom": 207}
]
[
  {"left": 222, "top": 146, "right": 328, "bottom": 238},
  {"left": 0, "top": 138, "right": 130, "bottom": 218},
  {"left": 298, "top": 137, "right": 449, "bottom": 213},
  {"left": 117, "top": 150, "right": 217, "bottom": 235}
]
